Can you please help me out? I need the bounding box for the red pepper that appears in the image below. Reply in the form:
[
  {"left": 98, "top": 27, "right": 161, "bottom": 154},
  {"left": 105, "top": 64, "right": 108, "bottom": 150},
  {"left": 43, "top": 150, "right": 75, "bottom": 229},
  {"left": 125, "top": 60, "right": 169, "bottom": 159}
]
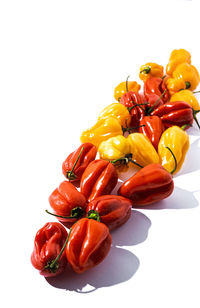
[
  {"left": 139, "top": 116, "right": 164, "bottom": 150},
  {"left": 66, "top": 218, "right": 112, "bottom": 273},
  {"left": 151, "top": 101, "right": 195, "bottom": 129},
  {"left": 144, "top": 76, "right": 170, "bottom": 103},
  {"left": 80, "top": 159, "right": 118, "bottom": 202},
  {"left": 118, "top": 164, "right": 174, "bottom": 206},
  {"left": 31, "top": 222, "right": 68, "bottom": 277},
  {"left": 48, "top": 181, "right": 87, "bottom": 228},
  {"left": 145, "top": 93, "right": 164, "bottom": 111},
  {"left": 86, "top": 195, "right": 132, "bottom": 231},
  {"left": 62, "top": 143, "right": 97, "bottom": 181}
]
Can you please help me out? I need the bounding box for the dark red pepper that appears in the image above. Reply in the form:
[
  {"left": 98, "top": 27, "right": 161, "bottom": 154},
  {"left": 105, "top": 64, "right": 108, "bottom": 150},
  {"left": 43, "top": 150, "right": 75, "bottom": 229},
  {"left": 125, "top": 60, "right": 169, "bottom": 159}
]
[{"left": 144, "top": 76, "right": 170, "bottom": 103}]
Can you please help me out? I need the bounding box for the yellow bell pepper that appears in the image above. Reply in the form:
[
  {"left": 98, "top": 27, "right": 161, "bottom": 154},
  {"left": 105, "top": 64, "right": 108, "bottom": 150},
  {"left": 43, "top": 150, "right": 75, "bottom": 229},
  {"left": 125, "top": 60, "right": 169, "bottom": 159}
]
[
  {"left": 114, "top": 80, "right": 141, "bottom": 101},
  {"left": 170, "top": 90, "right": 200, "bottom": 110},
  {"left": 165, "top": 77, "right": 186, "bottom": 96},
  {"left": 98, "top": 135, "right": 131, "bottom": 161},
  {"left": 172, "top": 62, "right": 200, "bottom": 91},
  {"left": 158, "top": 126, "right": 189, "bottom": 174},
  {"left": 139, "top": 62, "right": 164, "bottom": 81},
  {"left": 166, "top": 49, "right": 191, "bottom": 76},
  {"left": 127, "top": 133, "right": 160, "bottom": 167},
  {"left": 98, "top": 103, "right": 131, "bottom": 127},
  {"left": 80, "top": 116, "right": 123, "bottom": 148}
]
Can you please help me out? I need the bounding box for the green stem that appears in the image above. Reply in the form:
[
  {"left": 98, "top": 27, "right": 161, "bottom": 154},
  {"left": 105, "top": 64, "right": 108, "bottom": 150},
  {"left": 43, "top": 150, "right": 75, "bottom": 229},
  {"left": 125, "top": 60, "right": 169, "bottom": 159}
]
[
  {"left": 122, "top": 124, "right": 145, "bottom": 134},
  {"left": 140, "top": 66, "right": 151, "bottom": 74},
  {"left": 165, "top": 147, "right": 177, "bottom": 175},
  {"left": 87, "top": 210, "right": 100, "bottom": 222},
  {"left": 181, "top": 124, "right": 192, "bottom": 130},
  {"left": 111, "top": 154, "right": 143, "bottom": 168},
  {"left": 66, "top": 147, "right": 84, "bottom": 180},
  {"left": 45, "top": 207, "right": 84, "bottom": 219},
  {"left": 147, "top": 89, "right": 167, "bottom": 114},
  {"left": 126, "top": 75, "right": 130, "bottom": 93},
  {"left": 193, "top": 109, "right": 200, "bottom": 130},
  {"left": 185, "top": 81, "right": 191, "bottom": 89},
  {"left": 193, "top": 91, "right": 200, "bottom": 94}
]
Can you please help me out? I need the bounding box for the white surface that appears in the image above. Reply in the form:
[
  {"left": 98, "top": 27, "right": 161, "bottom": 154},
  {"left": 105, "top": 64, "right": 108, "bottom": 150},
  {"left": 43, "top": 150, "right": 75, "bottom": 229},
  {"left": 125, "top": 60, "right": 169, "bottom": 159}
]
[{"left": 1, "top": 1, "right": 200, "bottom": 307}]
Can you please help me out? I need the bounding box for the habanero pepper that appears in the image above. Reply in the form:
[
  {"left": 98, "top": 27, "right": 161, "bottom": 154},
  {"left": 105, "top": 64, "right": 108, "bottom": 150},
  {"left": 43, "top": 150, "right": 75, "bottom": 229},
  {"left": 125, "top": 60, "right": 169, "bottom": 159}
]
[
  {"left": 62, "top": 143, "right": 97, "bottom": 181},
  {"left": 166, "top": 48, "right": 191, "bottom": 76},
  {"left": 98, "top": 102, "right": 131, "bottom": 127},
  {"left": 144, "top": 93, "right": 164, "bottom": 110},
  {"left": 139, "top": 62, "right": 164, "bottom": 81},
  {"left": 139, "top": 116, "right": 164, "bottom": 150},
  {"left": 144, "top": 76, "right": 170, "bottom": 103},
  {"left": 172, "top": 62, "right": 200, "bottom": 91},
  {"left": 114, "top": 79, "right": 141, "bottom": 101},
  {"left": 170, "top": 89, "right": 200, "bottom": 110}
]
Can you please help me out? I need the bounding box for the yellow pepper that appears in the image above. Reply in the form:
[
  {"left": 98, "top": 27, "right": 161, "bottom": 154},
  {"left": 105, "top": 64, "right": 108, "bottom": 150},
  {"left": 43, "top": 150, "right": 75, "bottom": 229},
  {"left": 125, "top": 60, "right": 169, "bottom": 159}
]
[
  {"left": 166, "top": 49, "right": 191, "bottom": 76},
  {"left": 158, "top": 126, "right": 189, "bottom": 174},
  {"left": 165, "top": 76, "right": 186, "bottom": 95},
  {"left": 80, "top": 116, "right": 123, "bottom": 148},
  {"left": 170, "top": 90, "right": 200, "bottom": 110},
  {"left": 98, "top": 103, "right": 131, "bottom": 127},
  {"left": 127, "top": 133, "right": 160, "bottom": 167},
  {"left": 114, "top": 80, "right": 141, "bottom": 101},
  {"left": 139, "top": 62, "right": 164, "bottom": 81},
  {"left": 172, "top": 62, "right": 200, "bottom": 91},
  {"left": 98, "top": 135, "right": 131, "bottom": 161}
]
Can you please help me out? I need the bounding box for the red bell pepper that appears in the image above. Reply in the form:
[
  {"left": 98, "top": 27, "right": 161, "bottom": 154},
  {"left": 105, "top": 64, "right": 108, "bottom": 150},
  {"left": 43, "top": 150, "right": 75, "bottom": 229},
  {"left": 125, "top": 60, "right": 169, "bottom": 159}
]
[
  {"left": 62, "top": 143, "right": 97, "bottom": 181},
  {"left": 118, "top": 164, "right": 174, "bottom": 206},
  {"left": 66, "top": 218, "right": 112, "bottom": 273},
  {"left": 80, "top": 159, "right": 118, "bottom": 202},
  {"left": 31, "top": 222, "right": 68, "bottom": 277},
  {"left": 144, "top": 76, "right": 170, "bottom": 103},
  {"left": 139, "top": 115, "right": 164, "bottom": 150},
  {"left": 48, "top": 181, "right": 87, "bottom": 228},
  {"left": 86, "top": 195, "right": 132, "bottom": 230}
]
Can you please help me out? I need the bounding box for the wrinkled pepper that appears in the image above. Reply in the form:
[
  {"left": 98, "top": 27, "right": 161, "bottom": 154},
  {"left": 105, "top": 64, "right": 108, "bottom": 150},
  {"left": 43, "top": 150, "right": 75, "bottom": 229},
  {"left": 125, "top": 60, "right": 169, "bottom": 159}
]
[
  {"left": 98, "top": 103, "right": 131, "bottom": 127},
  {"left": 172, "top": 62, "right": 200, "bottom": 91},
  {"left": 166, "top": 48, "right": 191, "bottom": 76},
  {"left": 144, "top": 76, "right": 170, "bottom": 102},
  {"left": 170, "top": 89, "right": 200, "bottom": 110},
  {"left": 139, "top": 62, "right": 164, "bottom": 81},
  {"left": 98, "top": 135, "right": 131, "bottom": 161},
  {"left": 165, "top": 76, "right": 186, "bottom": 95},
  {"left": 66, "top": 218, "right": 112, "bottom": 273},
  {"left": 114, "top": 79, "right": 141, "bottom": 101},
  {"left": 144, "top": 93, "right": 164, "bottom": 110},
  {"left": 139, "top": 116, "right": 164, "bottom": 150},
  {"left": 158, "top": 126, "right": 189, "bottom": 174}
]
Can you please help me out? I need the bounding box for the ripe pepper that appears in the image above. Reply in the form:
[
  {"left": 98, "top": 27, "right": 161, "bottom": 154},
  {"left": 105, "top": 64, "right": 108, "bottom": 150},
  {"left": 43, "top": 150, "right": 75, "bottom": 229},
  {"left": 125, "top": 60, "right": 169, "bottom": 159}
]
[
  {"left": 139, "top": 116, "right": 164, "bottom": 150},
  {"left": 172, "top": 62, "right": 200, "bottom": 91},
  {"left": 158, "top": 126, "right": 189, "bottom": 174},
  {"left": 62, "top": 143, "right": 97, "bottom": 181},
  {"left": 166, "top": 48, "right": 191, "bottom": 76},
  {"left": 170, "top": 89, "right": 200, "bottom": 110},
  {"left": 144, "top": 93, "right": 164, "bottom": 110},
  {"left": 80, "top": 116, "right": 123, "bottom": 148},
  {"left": 48, "top": 181, "right": 87, "bottom": 228},
  {"left": 98, "top": 103, "right": 131, "bottom": 127},
  {"left": 114, "top": 79, "right": 141, "bottom": 101},
  {"left": 143, "top": 76, "right": 170, "bottom": 103},
  {"left": 31, "top": 222, "right": 68, "bottom": 277},
  {"left": 165, "top": 76, "right": 186, "bottom": 96},
  {"left": 86, "top": 195, "right": 132, "bottom": 231},
  {"left": 139, "top": 62, "right": 164, "bottom": 81},
  {"left": 66, "top": 218, "right": 112, "bottom": 273},
  {"left": 80, "top": 159, "right": 118, "bottom": 202},
  {"left": 98, "top": 135, "right": 131, "bottom": 161},
  {"left": 118, "top": 164, "right": 174, "bottom": 206}
]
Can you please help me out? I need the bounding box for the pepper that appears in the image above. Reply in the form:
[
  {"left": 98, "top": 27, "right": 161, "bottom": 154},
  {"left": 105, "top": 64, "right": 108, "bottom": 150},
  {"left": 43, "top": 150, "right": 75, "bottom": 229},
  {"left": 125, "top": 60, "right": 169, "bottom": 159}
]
[
  {"left": 165, "top": 76, "right": 186, "bottom": 96},
  {"left": 143, "top": 76, "right": 170, "bottom": 103},
  {"left": 62, "top": 143, "right": 97, "bottom": 181},
  {"left": 66, "top": 218, "right": 112, "bottom": 273},
  {"left": 144, "top": 93, "right": 164, "bottom": 110},
  {"left": 80, "top": 159, "right": 118, "bottom": 202},
  {"left": 98, "top": 135, "right": 131, "bottom": 161},
  {"left": 172, "top": 62, "right": 200, "bottom": 91},
  {"left": 98, "top": 103, "right": 131, "bottom": 127},
  {"left": 114, "top": 80, "right": 141, "bottom": 101},
  {"left": 166, "top": 49, "right": 191, "bottom": 76},
  {"left": 170, "top": 89, "right": 200, "bottom": 110},
  {"left": 31, "top": 222, "right": 68, "bottom": 277},
  {"left": 139, "top": 62, "right": 164, "bottom": 81},
  {"left": 118, "top": 164, "right": 174, "bottom": 206},
  {"left": 48, "top": 181, "right": 87, "bottom": 228},
  {"left": 139, "top": 116, "right": 164, "bottom": 150},
  {"left": 86, "top": 195, "right": 132, "bottom": 231},
  {"left": 80, "top": 116, "right": 123, "bottom": 148},
  {"left": 158, "top": 126, "right": 189, "bottom": 174}
]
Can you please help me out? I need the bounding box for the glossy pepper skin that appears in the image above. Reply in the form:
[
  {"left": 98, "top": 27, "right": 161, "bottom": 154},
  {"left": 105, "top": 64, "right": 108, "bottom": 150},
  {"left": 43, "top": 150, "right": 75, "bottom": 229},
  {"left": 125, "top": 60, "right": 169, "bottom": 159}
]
[
  {"left": 98, "top": 135, "right": 131, "bottom": 161},
  {"left": 98, "top": 103, "right": 131, "bottom": 127},
  {"left": 139, "top": 116, "right": 164, "bottom": 150},
  {"left": 49, "top": 181, "right": 87, "bottom": 228},
  {"left": 118, "top": 164, "right": 174, "bottom": 206},
  {"left": 165, "top": 76, "right": 186, "bottom": 96},
  {"left": 80, "top": 159, "right": 118, "bottom": 202},
  {"left": 151, "top": 101, "right": 194, "bottom": 129},
  {"left": 66, "top": 218, "right": 112, "bottom": 273},
  {"left": 170, "top": 90, "right": 200, "bottom": 110},
  {"left": 166, "top": 49, "right": 191, "bottom": 76},
  {"left": 62, "top": 143, "right": 97, "bottom": 181},
  {"left": 139, "top": 62, "right": 164, "bottom": 81},
  {"left": 80, "top": 116, "right": 123, "bottom": 148},
  {"left": 31, "top": 222, "right": 68, "bottom": 277},
  {"left": 172, "top": 62, "right": 200, "bottom": 91},
  {"left": 86, "top": 195, "right": 132, "bottom": 231},
  {"left": 114, "top": 80, "right": 141, "bottom": 101},
  {"left": 158, "top": 126, "right": 189, "bottom": 174},
  {"left": 144, "top": 93, "right": 164, "bottom": 110},
  {"left": 144, "top": 76, "right": 170, "bottom": 103}
]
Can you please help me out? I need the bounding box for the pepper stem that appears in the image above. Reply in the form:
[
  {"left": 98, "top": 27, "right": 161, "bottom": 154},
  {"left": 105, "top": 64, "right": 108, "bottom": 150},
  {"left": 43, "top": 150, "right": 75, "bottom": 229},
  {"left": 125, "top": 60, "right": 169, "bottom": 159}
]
[
  {"left": 140, "top": 66, "right": 151, "bottom": 74},
  {"left": 45, "top": 207, "right": 84, "bottom": 219},
  {"left": 165, "top": 147, "right": 177, "bottom": 175},
  {"left": 111, "top": 153, "right": 143, "bottom": 168},
  {"left": 66, "top": 147, "right": 84, "bottom": 181},
  {"left": 193, "top": 109, "right": 200, "bottom": 130},
  {"left": 87, "top": 210, "right": 100, "bottom": 222},
  {"left": 193, "top": 91, "right": 200, "bottom": 94},
  {"left": 126, "top": 75, "right": 130, "bottom": 93},
  {"left": 147, "top": 89, "right": 167, "bottom": 114},
  {"left": 122, "top": 124, "right": 145, "bottom": 134},
  {"left": 181, "top": 124, "right": 192, "bottom": 130},
  {"left": 185, "top": 81, "right": 191, "bottom": 89}
]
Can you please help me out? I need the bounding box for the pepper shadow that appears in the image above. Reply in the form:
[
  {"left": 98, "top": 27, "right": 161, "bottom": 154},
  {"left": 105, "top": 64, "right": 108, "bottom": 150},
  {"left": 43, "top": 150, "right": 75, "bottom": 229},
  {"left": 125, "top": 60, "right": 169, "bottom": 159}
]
[
  {"left": 46, "top": 246, "right": 139, "bottom": 292},
  {"left": 111, "top": 210, "right": 151, "bottom": 247}
]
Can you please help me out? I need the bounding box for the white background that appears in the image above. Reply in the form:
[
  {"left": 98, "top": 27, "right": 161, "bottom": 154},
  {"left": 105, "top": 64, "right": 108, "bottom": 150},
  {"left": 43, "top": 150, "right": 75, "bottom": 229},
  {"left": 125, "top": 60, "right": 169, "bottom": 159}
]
[{"left": 0, "top": 0, "right": 200, "bottom": 307}]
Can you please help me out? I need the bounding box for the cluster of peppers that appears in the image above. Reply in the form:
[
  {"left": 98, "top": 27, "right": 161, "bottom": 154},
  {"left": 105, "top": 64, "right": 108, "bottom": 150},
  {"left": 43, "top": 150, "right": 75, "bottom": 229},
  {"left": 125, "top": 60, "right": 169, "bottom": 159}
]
[{"left": 31, "top": 49, "right": 200, "bottom": 278}]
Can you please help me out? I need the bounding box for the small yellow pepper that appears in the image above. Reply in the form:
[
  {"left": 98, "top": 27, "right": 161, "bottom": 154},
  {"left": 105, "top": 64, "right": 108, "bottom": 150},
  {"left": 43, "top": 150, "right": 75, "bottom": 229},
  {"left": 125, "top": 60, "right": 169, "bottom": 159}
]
[
  {"left": 166, "top": 49, "right": 191, "bottom": 76},
  {"left": 170, "top": 90, "right": 200, "bottom": 110},
  {"left": 165, "top": 77, "right": 186, "bottom": 95},
  {"left": 98, "top": 103, "right": 131, "bottom": 127},
  {"left": 127, "top": 133, "right": 160, "bottom": 167},
  {"left": 98, "top": 135, "right": 131, "bottom": 161},
  {"left": 172, "top": 62, "right": 200, "bottom": 91},
  {"left": 158, "top": 126, "right": 189, "bottom": 174},
  {"left": 139, "top": 62, "right": 164, "bottom": 81},
  {"left": 114, "top": 80, "right": 141, "bottom": 101},
  {"left": 80, "top": 116, "right": 123, "bottom": 148}
]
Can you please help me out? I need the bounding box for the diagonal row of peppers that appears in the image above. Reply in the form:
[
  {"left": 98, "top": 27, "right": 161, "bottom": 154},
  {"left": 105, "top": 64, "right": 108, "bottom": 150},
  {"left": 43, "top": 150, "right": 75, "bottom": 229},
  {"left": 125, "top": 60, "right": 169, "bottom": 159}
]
[{"left": 31, "top": 48, "right": 200, "bottom": 279}]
